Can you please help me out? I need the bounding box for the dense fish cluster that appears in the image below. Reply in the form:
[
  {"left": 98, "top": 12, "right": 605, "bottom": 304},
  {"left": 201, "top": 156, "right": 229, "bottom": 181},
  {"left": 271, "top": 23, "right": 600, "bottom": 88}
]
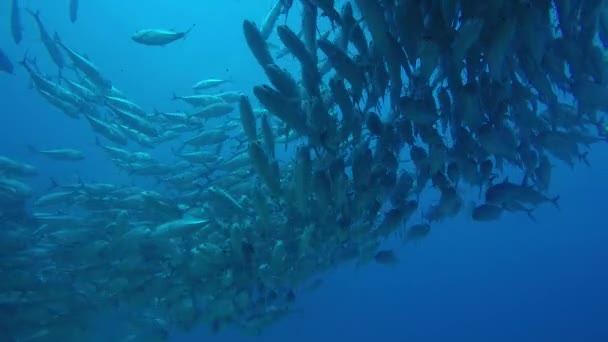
[{"left": 2, "top": 0, "right": 608, "bottom": 340}]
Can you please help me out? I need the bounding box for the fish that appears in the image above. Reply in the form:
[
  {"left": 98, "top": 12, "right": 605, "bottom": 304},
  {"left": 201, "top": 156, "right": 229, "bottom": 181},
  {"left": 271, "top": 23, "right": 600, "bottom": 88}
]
[
  {"left": 69, "top": 0, "right": 79, "bottom": 23},
  {"left": 27, "top": 146, "right": 85, "bottom": 161},
  {"left": 472, "top": 204, "right": 503, "bottom": 222},
  {"left": 374, "top": 249, "right": 398, "bottom": 265},
  {"left": 261, "top": 0, "right": 286, "bottom": 39},
  {"left": 26, "top": 9, "right": 65, "bottom": 70},
  {"left": 132, "top": 25, "right": 196, "bottom": 46},
  {"left": 10, "top": 0, "right": 23, "bottom": 45},
  {"left": 2, "top": 0, "right": 608, "bottom": 339},
  {"left": 192, "top": 78, "right": 231, "bottom": 91},
  {"left": 54, "top": 34, "right": 111, "bottom": 91}
]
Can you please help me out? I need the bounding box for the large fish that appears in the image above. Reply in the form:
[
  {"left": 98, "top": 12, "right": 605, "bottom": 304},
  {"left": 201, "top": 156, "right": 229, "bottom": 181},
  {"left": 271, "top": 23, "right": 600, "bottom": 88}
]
[{"left": 132, "top": 25, "right": 196, "bottom": 46}]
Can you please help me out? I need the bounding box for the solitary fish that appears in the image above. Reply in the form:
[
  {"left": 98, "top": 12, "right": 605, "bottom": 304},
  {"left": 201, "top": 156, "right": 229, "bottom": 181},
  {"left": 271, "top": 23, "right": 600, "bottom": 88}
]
[
  {"left": 69, "top": 0, "right": 79, "bottom": 23},
  {"left": 10, "top": 0, "right": 23, "bottom": 44},
  {"left": 132, "top": 25, "right": 196, "bottom": 46}
]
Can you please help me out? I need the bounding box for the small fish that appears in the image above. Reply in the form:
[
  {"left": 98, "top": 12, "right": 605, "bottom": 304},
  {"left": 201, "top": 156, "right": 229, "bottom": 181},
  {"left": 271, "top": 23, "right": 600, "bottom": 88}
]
[{"left": 132, "top": 25, "right": 196, "bottom": 46}]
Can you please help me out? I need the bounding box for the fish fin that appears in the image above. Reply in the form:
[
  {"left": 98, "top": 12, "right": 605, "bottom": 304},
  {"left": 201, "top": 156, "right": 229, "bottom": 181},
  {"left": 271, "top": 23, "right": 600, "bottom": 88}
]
[{"left": 171, "top": 92, "right": 179, "bottom": 101}]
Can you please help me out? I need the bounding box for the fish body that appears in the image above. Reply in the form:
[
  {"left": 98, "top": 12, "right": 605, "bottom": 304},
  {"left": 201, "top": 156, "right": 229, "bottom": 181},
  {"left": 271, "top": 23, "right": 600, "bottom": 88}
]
[
  {"left": 69, "top": 0, "right": 79, "bottom": 23},
  {"left": 132, "top": 25, "right": 195, "bottom": 46},
  {"left": 10, "top": 0, "right": 23, "bottom": 44},
  {"left": 192, "top": 78, "right": 230, "bottom": 91},
  {"left": 27, "top": 146, "right": 85, "bottom": 161},
  {"left": 55, "top": 35, "right": 111, "bottom": 91}
]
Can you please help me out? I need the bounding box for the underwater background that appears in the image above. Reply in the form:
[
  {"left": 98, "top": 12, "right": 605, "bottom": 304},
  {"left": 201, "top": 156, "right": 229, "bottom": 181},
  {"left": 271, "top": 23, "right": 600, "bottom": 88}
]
[{"left": 2, "top": 0, "right": 608, "bottom": 341}]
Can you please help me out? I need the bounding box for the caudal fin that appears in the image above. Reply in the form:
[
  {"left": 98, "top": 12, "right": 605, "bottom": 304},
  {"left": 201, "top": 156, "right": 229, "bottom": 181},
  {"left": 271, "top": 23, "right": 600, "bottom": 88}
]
[
  {"left": 525, "top": 208, "right": 537, "bottom": 223},
  {"left": 25, "top": 8, "right": 40, "bottom": 20},
  {"left": 551, "top": 195, "right": 561, "bottom": 211},
  {"left": 579, "top": 152, "right": 590, "bottom": 167},
  {"left": 26, "top": 144, "right": 38, "bottom": 154}
]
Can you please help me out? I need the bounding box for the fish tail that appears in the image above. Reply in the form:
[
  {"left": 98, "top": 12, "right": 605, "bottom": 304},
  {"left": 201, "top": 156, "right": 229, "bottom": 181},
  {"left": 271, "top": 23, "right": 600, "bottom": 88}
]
[
  {"left": 578, "top": 152, "right": 590, "bottom": 166},
  {"left": 183, "top": 24, "right": 196, "bottom": 38},
  {"left": 551, "top": 195, "right": 561, "bottom": 211},
  {"left": 171, "top": 92, "right": 179, "bottom": 101},
  {"left": 26, "top": 144, "right": 38, "bottom": 154},
  {"left": 526, "top": 208, "right": 537, "bottom": 223},
  {"left": 25, "top": 8, "right": 39, "bottom": 20},
  {"left": 18, "top": 52, "right": 29, "bottom": 68},
  {"left": 48, "top": 178, "right": 59, "bottom": 191}
]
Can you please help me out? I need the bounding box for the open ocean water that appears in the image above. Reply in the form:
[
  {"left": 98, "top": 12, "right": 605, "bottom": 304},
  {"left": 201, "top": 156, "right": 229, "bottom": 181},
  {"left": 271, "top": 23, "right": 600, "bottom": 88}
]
[{"left": 1, "top": 1, "right": 608, "bottom": 341}]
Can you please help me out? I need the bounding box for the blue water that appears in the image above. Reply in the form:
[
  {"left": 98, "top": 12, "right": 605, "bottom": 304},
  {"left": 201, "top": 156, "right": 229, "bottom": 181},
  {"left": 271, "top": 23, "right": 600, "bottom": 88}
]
[{"left": 2, "top": 1, "right": 608, "bottom": 341}]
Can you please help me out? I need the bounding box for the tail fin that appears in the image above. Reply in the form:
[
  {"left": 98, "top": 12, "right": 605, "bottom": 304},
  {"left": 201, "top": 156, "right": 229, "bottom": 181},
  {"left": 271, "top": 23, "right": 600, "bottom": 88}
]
[
  {"left": 25, "top": 8, "right": 40, "bottom": 20},
  {"left": 579, "top": 152, "right": 590, "bottom": 166},
  {"left": 26, "top": 144, "right": 38, "bottom": 154},
  {"left": 184, "top": 24, "right": 196, "bottom": 38},
  {"left": 171, "top": 92, "right": 179, "bottom": 101},
  {"left": 47, "top": 178, "right": 59, "bottom": 191},
  {"left": 525, "top": 208, "right": 537, "bottom": 223},
  {"left": 551, "top": 195, "right": 561, "bottom": 211}
]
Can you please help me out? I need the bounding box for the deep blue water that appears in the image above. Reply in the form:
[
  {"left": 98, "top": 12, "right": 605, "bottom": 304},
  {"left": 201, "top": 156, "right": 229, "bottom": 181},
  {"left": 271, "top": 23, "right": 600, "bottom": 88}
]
[{"left": 1, "top": 1, "right": 608, "bottom": 341}]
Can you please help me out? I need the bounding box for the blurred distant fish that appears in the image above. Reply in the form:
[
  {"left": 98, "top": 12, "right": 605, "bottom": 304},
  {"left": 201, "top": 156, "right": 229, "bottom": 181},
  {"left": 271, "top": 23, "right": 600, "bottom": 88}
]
[
  {"left": 69, "top": 0, "right": 79, "bottom": 23},
  {"left": 374, "top": 249, "right": 398, "bottom": 265},
  {"left": 132, "top": 25, "right": 196, "bottom": 46},
  {"left": 27, "top": 145, "right": 85, "bottom": 161},
  {"left": 0, "top": 48, "right": 14, "bottom": 74},
  {"left": 10, "top": 0, "right": 23, "bottom": 44}
]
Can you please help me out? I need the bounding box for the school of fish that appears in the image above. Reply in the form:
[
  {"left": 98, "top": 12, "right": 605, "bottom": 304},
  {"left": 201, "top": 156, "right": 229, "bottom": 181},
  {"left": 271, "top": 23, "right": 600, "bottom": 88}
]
[{"left": 2, "top": 0, "right": 608, "bottom": 340}]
